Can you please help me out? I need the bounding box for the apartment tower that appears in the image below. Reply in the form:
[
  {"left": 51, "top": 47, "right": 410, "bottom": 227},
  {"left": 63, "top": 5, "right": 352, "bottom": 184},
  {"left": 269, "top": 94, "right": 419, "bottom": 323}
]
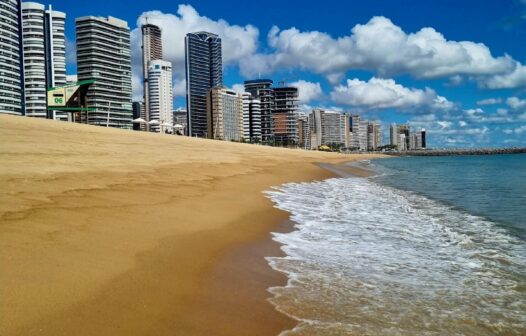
[
  {"left": 76, "top": 16, "right": 132, "bottom": 128},
  {"left": 207, "top": 87, "right": 243, "bottom": 141},
  {"left": 0, "top": 0, "right": 24, "bottom": 115},
  {"left": 21, "top": 2, "right": 66, "bottom": 119},
  {"left": 244, "top": 79, "right": 274, "bottom": 144},
  {"left": 273, "top": 86, "right": 299, "bottom": 146},
  {"left": 185, "top": 31, "right": 222, "bottom": 137},
  {"left": 141, "top": 23, "right": 162, "bottom": 129},
  {"left": 148, "top": 60, "right": 173, "bottom": 133}
]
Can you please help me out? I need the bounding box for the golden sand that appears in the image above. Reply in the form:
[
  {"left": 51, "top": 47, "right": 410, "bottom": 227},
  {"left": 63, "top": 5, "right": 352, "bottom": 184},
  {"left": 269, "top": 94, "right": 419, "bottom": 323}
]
[{"left": 0, "top": 114, "right": 385, "bottom": 335}]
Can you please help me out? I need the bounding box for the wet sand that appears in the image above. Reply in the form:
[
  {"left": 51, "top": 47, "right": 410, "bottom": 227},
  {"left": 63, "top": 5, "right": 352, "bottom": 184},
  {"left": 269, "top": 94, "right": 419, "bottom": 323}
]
[{"left": 0, "top": 114, "right": 385, "bottom": 335}]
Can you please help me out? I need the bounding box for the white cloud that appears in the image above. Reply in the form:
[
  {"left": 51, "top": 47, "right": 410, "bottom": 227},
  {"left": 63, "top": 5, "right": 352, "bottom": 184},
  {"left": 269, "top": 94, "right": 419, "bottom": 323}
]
[
  {"left": 483, "top": 63, "right": 526, "bottom": 89},
  {"left": 289, "top": 80, "right": 323, "bottom": 103},
  {"left": 506, "top": 96, "right": 526, "bottom": 110},
  {"left": 131, "top": 5, "right": 260, "bottom": 101},
  {"left": 242, "top": 16, "right": 520, "bottom": 87},
  {"left": 476, "top": 98, "right": 502, "bottom": 105},
  {"left": 459, "top": 120, "right": 467, "bottom": 127},
  {"left": 330, "top": 77, "right": 454, "bottom": 112},
  {"left": 231, "top": 83, "right": 246, "bottom": 93}
]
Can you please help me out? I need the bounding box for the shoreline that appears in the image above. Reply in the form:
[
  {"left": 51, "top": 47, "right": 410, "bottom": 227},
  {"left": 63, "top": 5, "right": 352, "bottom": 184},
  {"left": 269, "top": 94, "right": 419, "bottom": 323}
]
[{"left": 0, "top": 115, "right": 386, "bottom": 335}]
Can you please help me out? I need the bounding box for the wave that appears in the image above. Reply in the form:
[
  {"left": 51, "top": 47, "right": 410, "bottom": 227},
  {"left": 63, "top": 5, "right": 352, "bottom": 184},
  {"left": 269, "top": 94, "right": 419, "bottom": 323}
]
[{"left": 265, "top": 177, "right": 526, "bottom": 335}]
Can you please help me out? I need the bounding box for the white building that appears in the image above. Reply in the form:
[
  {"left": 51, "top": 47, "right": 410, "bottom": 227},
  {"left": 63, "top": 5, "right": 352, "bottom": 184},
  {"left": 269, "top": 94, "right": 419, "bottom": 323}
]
[
  {"left": 148, "top": 60, "right": 173, "bottom": 133},
  {"left": 242, "top": 92, "right": 261, "bottom": 142},
  {"left": 309, "top": 109, "right": 346, "bottom": 149},
  {"left": 0, "top": 0, "right": 23, "bottom": 115},
  {"left": 207, "top": 87, "right": 244, "bottom": 141},
  {"left": 390, "top": 123, "right": 410, "bottom": 150},
  {"left": 76, "top": 16, "right": 132, "bottom": 128},
  {"left": 21, "top": 2, "right": 67, "bottom": 120}
]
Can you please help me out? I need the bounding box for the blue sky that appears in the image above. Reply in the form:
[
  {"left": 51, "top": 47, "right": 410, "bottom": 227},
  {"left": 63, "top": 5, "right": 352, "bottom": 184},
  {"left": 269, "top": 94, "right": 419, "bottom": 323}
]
[{"left": 52, "top": 0, "right": 526, "bottom": 147}]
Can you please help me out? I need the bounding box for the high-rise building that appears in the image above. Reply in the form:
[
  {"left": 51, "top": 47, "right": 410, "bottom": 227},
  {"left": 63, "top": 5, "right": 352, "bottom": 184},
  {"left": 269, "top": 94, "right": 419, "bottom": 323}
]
[
  {"left": 242, "top": 92, "right": 261, "bottom": 143},
  {"left": 273, "top": 86, "right": 299, "bottom": 146},
  {"left": 244, "top": 79, "right": 274, "bottom": 144},
  {"left": 148, "top": 60, "right": 173, "bottom": 133},
  {"left": 0, "top": 0, "right": 24, "bottom": 115},
  {"left": 132, "top": 101, "right": 143, "bottom": 131},
  {"left": 297, "top": 114, "right": 309, "bottom": 149},
  {"left": 367, "top": 122, "right": 382, "bottom": 151},
  {"left": 309, "top": 109, "right": 345, "bottom": 149},
  {"left": 21, "top": 2, "right": 66, "bottom": 120},
  {"left": 390, "top": 123, "right": 410, "bottom": 150},
  {"left": 185, "top": 31, "right": 222, "bottom": 137},
  {"left": 76, "top": 16, "right": 132, "bottom": 128},
  {"left": 409, "top": 129, "right": 427, "bottom": 150},
  {"left": 141, "top": 24, "right": 162, "bottom": 128},
  {"left": 207, "top": 87, "right": 243, "bottom": 141}
]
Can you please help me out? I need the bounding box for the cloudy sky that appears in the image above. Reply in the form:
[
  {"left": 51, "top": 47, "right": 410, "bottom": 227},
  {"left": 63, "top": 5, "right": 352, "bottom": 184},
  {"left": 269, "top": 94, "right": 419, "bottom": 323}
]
[{"left": 57, "top": 0, "right": 526, "bottom": 148}]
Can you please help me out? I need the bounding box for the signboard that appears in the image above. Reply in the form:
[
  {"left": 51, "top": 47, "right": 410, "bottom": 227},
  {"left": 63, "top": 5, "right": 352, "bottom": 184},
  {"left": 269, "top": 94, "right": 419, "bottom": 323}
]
[{"left": 47, "top": 85, "right": 80, "bottom": 107}]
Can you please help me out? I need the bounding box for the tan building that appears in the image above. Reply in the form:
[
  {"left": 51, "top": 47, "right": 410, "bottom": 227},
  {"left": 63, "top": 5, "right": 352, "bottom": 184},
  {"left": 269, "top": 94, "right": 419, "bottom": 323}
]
[{"left": 207, "top": 87, "right": 244, "bottom": 141}]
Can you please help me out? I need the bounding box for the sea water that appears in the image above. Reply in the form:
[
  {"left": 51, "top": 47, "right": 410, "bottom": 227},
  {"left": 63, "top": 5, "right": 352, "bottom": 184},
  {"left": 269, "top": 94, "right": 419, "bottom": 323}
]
[{"left": 266, "top": 154, "right": 526, "bottom": 335}]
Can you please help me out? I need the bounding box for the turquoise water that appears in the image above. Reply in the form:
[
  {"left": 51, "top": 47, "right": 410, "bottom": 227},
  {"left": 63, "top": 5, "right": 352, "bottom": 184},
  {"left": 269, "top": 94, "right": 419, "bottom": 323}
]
[
  {"left": 372, "top": 154, "right": 526, "bottom": 240},
  {"left": 266, "top": 154, "right": 526, "bottom": 335}
]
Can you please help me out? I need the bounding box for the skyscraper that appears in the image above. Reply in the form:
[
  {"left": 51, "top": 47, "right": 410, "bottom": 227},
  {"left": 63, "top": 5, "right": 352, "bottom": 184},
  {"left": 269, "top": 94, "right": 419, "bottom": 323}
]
[
  {"left": 0, "top": 0, "right": 24, "bottom": 115},
  {"left": 273, "top": 86, "right": 299, "bottom": 146},
  {"left": 21, "top": 2, "right": 66, "bottom": 120},
  {"left": 309, "top": 109, "right": 345, "bottom": 149},
  {"left": 141, "top": 23, "right": 162, "bottom": 129},
  {"left": 185, "top": 31, "right": 222, "bottom": 137},
  {"left": 244, "top": 79, "right": 274, "bottom": 144},
  {"left": 148, "top": 60, "right": 173, "bottom": 133},
  {"left": 390, "top": 123, "right": 410, "bottom": 150},
  {"left": 76, "top": 16, "right": 132, "bottom": 128}
]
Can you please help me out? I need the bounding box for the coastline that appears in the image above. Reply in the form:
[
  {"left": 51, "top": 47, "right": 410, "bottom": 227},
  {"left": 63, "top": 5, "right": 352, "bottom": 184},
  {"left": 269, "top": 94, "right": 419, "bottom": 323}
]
[{"left": 0, "top": 115, "right": 385, "bottom": 335}]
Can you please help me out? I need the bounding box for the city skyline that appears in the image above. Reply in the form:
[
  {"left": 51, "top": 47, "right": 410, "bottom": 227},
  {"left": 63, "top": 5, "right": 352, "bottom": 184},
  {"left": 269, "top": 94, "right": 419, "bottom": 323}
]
[{"left": 3, "top": 0, "right": 526, "bottom": 148}]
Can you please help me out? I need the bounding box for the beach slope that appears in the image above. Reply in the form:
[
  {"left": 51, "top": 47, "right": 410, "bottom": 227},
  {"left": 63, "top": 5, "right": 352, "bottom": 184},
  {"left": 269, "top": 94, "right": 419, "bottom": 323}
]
[{"left": 0, "top": 115, "right": 384, "bottom": 335}]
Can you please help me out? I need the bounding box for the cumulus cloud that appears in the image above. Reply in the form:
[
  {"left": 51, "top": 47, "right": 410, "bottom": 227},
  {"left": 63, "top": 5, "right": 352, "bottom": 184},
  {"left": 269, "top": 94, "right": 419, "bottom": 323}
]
[
  {"left": 476, "top": 98, "right": 502, "bottom": 105},
  {"left": 130, "top": 5, "right": 259, "bottom": 100},
  {"left": 329, "top": 77, "right": 454, "bottom": 112},
  {"left": 483, "top": 63, "right": 526, "bottom": 89},
  {"left": 506, "top": 96, "right": 526, "bottom": 110},
  {"left": 231, "top": 83, "right": 246, "bottom": 93},
  {"left": 241, "top": 16, "right": 522, "bottom": 88},
  {"left": 289, "top": 80, "right": 323, "bottom": 103}
]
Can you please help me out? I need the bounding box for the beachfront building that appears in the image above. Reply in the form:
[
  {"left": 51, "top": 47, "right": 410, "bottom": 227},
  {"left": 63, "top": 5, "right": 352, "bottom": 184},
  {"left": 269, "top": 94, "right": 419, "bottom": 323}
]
[
  {"left": 76, "top": 15, "right": 132, "bottom": 128},
  {"left": 242, "top": 92, "right": 262, "bottom": 143},
  {"left": 308, "top": 109, "right": 346, "bottom": 149},
  {"left": 244, "top": 79, "right": 274, "bottom": 144},
  {"left": 367, "top": 122, "right": 382, "bottom": 151},
  {"left": 173, "top": 107, "right": 187, "bottom": 134},
  {"left": 409, "top": 129, "right": 427, "bottom": 150},
  {"left": 148, "top": 60, "right": 173, "bottom": 133},
  {"left": 390, "top": 123, "right": 411, "bottom": 150},
  {"left": 0, "top": 0, "right": 24, "bottom": 115},
  {"left": 348, "top": 114, "right": 361, "bottom": 149},
  {"left": 298, "top": 114, "right": 310, "bottom": 149},
  {"left": 21, "top": 2, "right": 67, "bottom": 120},
  {"left": 185, "top": 31, "right": 222, "bottom": 137},
  {"left": 141, "top": 23, "right": 162, "bottom": 129},
  {"left": 131, "top": 101, "right": 143, "bottom": 131},
  {"left": 207, "top": 87, "right": 243, "bottom": 141},
  {"left": 273, "top": 86, "right": 299, "bottom": 146}
]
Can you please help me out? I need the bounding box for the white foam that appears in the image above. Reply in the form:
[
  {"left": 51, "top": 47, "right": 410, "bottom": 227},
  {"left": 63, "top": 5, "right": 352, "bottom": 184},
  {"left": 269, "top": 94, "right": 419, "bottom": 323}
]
[{"left": 266, "top": 177, "right": 526, "bottom": 335}]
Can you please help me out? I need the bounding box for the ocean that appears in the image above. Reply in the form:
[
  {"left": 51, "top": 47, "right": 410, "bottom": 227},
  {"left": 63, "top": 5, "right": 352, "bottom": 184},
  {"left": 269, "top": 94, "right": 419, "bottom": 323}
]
[{"left": 265, "top": 154, "right": 526, "bottom": 335}]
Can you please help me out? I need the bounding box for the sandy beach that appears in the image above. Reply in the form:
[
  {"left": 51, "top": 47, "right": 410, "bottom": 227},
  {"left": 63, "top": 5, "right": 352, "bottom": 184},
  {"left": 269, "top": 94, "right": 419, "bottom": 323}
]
[{"left": 0, "top": 114, "right": 384, "bottom": 335}]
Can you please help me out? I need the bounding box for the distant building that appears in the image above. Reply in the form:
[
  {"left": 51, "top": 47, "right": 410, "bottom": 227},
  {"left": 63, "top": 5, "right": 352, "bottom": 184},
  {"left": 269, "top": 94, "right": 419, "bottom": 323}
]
[
  {"left": 297, "top": 115, "right": 309, "bottom": 149},
  {"left": 132, "top": 101, "right": 143, "bottom": 131},
  {"left": 76, "top": 16, "right": 132, "bottom": 128},
  {"left": 409, "top": 129, "right": 427, "bottom": 150},
  {"left": 244, "top": 79, "right": 274, "bottom": 144},
  {"left": 173, "top": 108, "right": 187, "bottom": 134},
  {"left": 367, "top": 122, "right": 382, "bottom": 151},
  {"left": 207, "top": 87, "right": 243, "bottom": 141},
  {"left": 185, "top": 31, "right": 222, "bottom": 137},
  {"left": 390, "top": 123, "right": 410, "bottom": 150},
  {"left": 242, "top": 93, "right": 261, "bottom": 143},
  {"left": 0, "top": 0, "right": 23, "bottom": 115},
  {"left": 309, "top": 109, "right": 345, "bottom": 149},
  {"left": 21, "top": 2, "right": 67, "bottom": 120},
  {"left": 141, "top": 23, "right": 162, "bottom": 128},
  {"left": 273, "top": 86, "right": 299, "bottom": 146},
  {"left": 148, "top": 60, "right": 173, "bottom": 133}
]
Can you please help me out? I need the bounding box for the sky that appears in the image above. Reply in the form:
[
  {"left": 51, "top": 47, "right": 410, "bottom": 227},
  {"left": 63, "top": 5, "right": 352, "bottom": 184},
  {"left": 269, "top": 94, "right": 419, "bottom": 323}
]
[{"left": 50, "top": 0, "right": 526, "bottom": 148}]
